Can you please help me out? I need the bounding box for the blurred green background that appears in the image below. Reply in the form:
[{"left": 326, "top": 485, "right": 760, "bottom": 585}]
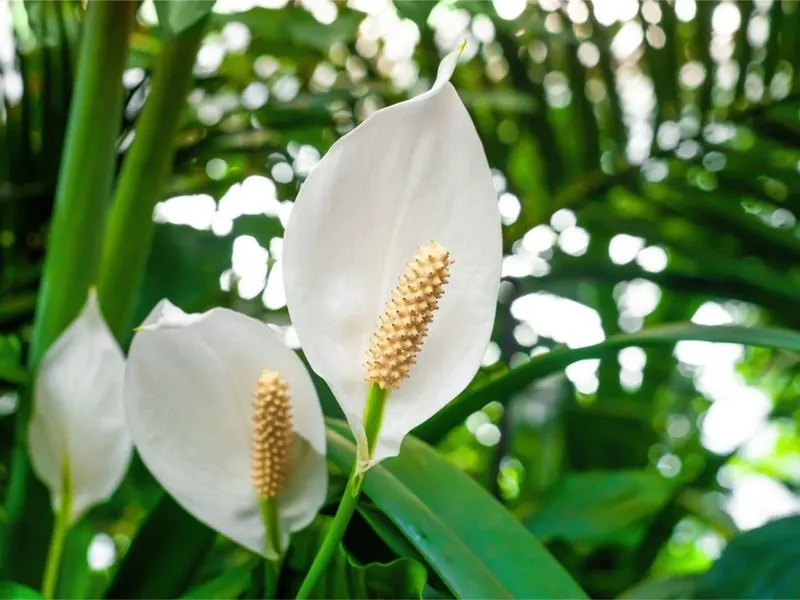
[{"left": 1, "top": 0, "right": 800, "bottom": 598}]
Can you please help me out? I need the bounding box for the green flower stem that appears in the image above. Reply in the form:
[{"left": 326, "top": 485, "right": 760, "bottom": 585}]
[
  {"left": 363, "top": 383, "right": 388, "bottom": 456},
  {"left": 259, "top": 497, "right": 282, "bottom": 599},
  {"left": 296, "top": 384, "right": 388, "bottom": 599},
  {"left": 0, "top": 1, "right": 137, "bottom": 583},
  {"left": 98, "top": 16, "right": 208, "bottom": 341},
  {"left": 41, "top": 462, "right": 72, "bottom": 599}
]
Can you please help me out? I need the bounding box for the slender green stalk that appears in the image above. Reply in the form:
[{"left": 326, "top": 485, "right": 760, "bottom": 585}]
[
  {"left": 259, "top": 497, "right": 282, "bottom": 599},
  {"left": 0, "top": 1, "right": 136, "bottom": 583},
  {"left": 98, "top": 17, "right": 208, "bottom": 340},
  {"left": 296, "top": 384, "right": 388, "bottom": 599},
  {"left": 41, "top": 461, "right": 72, "bottom": 599}
]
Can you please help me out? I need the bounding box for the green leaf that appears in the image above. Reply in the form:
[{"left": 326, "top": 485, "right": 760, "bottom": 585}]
[
  {"left": 0, "top": 582, "right": 43, "bottom": 599},
  {"left": 285, "top": 515, "right": 427, "bottom": 599},
  {"left": 181, "top": 558, "right": 258, "bottom": 599},
  {"left": 104, "top": 494, "right": 216, "bottom": 599},
  {"left": 620, "top": 575, "right": 699, "bottom": 599},
  {"left": 134, "top": 223, "right": 231, "bottom": 328},
  {"left": 693, "top": 515, "right": 800, "bottom": 599},
  {"left": 155, "top": 0, "right": 215, "bottom": 38},
  {"left": 527, "top": 471, "right": 674, "bottom": 547},
  {"left": 0, "top": 335, "right": 25, "bottom": 384},
  {"left": 357, "top": 504, "right": 426, "bottom": 564},
  {"left": 217, "top": 6, "right": 362, "bottom": 55},
  {"left": 416, "top": 324, "right": 800, "bottom": 444},
  {"left": 325, "top": 421, "right": 587, "bottom": 599}
]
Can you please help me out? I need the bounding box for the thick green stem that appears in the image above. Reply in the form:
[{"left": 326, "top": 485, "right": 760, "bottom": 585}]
[
  {"left": 259, "top": 497, "right": 282, "bottom": 599},
  {"left": 41, "top": 462, "right": 72, "bottom": 599},
  {"left": 29, "top": 0, "right": 137, "bottom": 367},
  {"left": 296, "top": 384, "right": 388, "bottom": 599},
  {"left": 98, "top": 17, "right": 207, "bottom": 340},
  {"left": 0, "top": 1, "right": 136, "bottom": 583}
]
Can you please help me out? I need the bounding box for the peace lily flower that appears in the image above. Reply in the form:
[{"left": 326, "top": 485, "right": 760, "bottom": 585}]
[
  {"left": 123, "top": 300, "right": 327, "bottom": 559},
  {"left": 283, "top": 46, "right": 502, "bottom": 468},
  {"left": 28, "top": 290, "right": 131, "bottom": 598},
  {"left": 28, "top": 290, "right": 131, "bottom": 524}
]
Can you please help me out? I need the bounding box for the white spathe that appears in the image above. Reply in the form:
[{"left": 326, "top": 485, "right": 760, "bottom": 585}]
[
  {"left": 28, "top": 290, "right": 131, "bottom": 523},
  {"left": 124, "top": 301, "right": 327, "bottom": 559},
  {"left": 283, "top": 48, "right": 502, "bottom": 466}
]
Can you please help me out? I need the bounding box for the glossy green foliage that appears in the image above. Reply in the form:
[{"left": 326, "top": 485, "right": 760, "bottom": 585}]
[
  {"left": 284, "top": 515, "right": 428, "bottom": 599},
  {"left": 693, "top": 516, "right": 800, "bottom": 599},
  {"left": 326, "top": 421, "right": 587, "bottom": 599},
  {"left": 2, "top": 0, "right": 800, "bottom": 598}
]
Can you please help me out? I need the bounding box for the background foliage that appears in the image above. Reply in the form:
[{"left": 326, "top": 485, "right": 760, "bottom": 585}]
[{"left": 1, "top": 0, "right": 800, "bottom": 598}]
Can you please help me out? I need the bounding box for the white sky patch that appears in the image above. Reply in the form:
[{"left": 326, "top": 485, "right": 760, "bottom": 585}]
[
  {"left": 727, "top": 474, "right": 800, "bottom": 530},
  {"left": 88, "top": 533, "right": 116, "bottom": 571},
  {"left": 609, "top": 234, "right": 645, "bottom": 265},
  {"left": 262, "top": 258, "right": 286, "bottom": 310},
  {"left": 492, "top": 0, "right": 526, "bottom": 20},
  {"left": 498, "top": 193, "right": 522, "bottom": 225},
  {"left": 636, "top": 246, "right": 668, "bottom": 272},
  {"left": 566, "top": 358, "right": 600, "bottom": 394},
  {"left": 154, "top": 195, "right": 216, "bottom": 230},
  {"left": 550, "top": 208, "right": 577, "bottom": 232},
  {"left": 692, "top": 301, "right": 734, "bottom": 326},
  {"left": 482, "top": 341, "right": 501, "bottom": 366},
  {"left": 232, "top": 235, "right": 268, "bottom": 300},
  {"left": 511, "top": 293, "right": 605, "bottom": 348},
  {"left": 522, "top": 224, "right": 557, "bottom": 254},
  {"left": 616, "top": 279, "right": 662, "bottom": 318},
  {"left": 558, "top": 226, "right": 590, "bottom": 256}
]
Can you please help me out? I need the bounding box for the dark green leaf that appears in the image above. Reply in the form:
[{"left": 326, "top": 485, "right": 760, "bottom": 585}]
[
  {"left": 357, "top": 504, "right": 426, "bottom": 564},
  {"left": 527, "top": 471, "right": 674, "bottom": 547},
  {"left": 326, "top": 421, "right": 587, "bottom": 599},
  {"left": 621, "top": 575, "right": 699, "bottom": 599},
  {"left": 285, "top": 515, "right": 427, "bottom": 599},
  {"left": 0, "top": 335, "right": 26, "bottom": 384},
  {"left": 693, "top": 515, "right": 800, "bottom": 599},
  {"left": 104, "top": 494, "right": 216, "bottom": 599}
]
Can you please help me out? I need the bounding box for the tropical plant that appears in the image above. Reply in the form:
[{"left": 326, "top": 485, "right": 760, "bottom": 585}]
[{"left": 1, "top": 0, "right": 799, "bottom": 598}]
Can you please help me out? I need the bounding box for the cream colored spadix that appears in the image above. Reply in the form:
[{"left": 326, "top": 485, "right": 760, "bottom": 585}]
[
  {"left": 124, "top": 301, "right": 327, "bottom": 559},
  {"left": 365, "top": 241, "right": 452, "bottom": 390},
  {"left": 283, "top": 47, "right": 502, "bottom": 466},
  {"left": 28, "top": 290, "right": 131, "bottom": 523},
  {"left": 251, "top": 371, "right": 293, "bottom": 499}
]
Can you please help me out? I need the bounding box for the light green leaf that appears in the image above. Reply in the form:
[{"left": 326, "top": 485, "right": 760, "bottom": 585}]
[
  {"left": 326, "top": 420, "right": 587, "bottom": 599},
  {"left": 416, "top": 324, "right": 800, "bottom": 443},
  {"left": 155, "top": 0, "right": 214, "bottom": 38},
  {"left": 0, "top": 582, "right": 43, "bottom": 599}
]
